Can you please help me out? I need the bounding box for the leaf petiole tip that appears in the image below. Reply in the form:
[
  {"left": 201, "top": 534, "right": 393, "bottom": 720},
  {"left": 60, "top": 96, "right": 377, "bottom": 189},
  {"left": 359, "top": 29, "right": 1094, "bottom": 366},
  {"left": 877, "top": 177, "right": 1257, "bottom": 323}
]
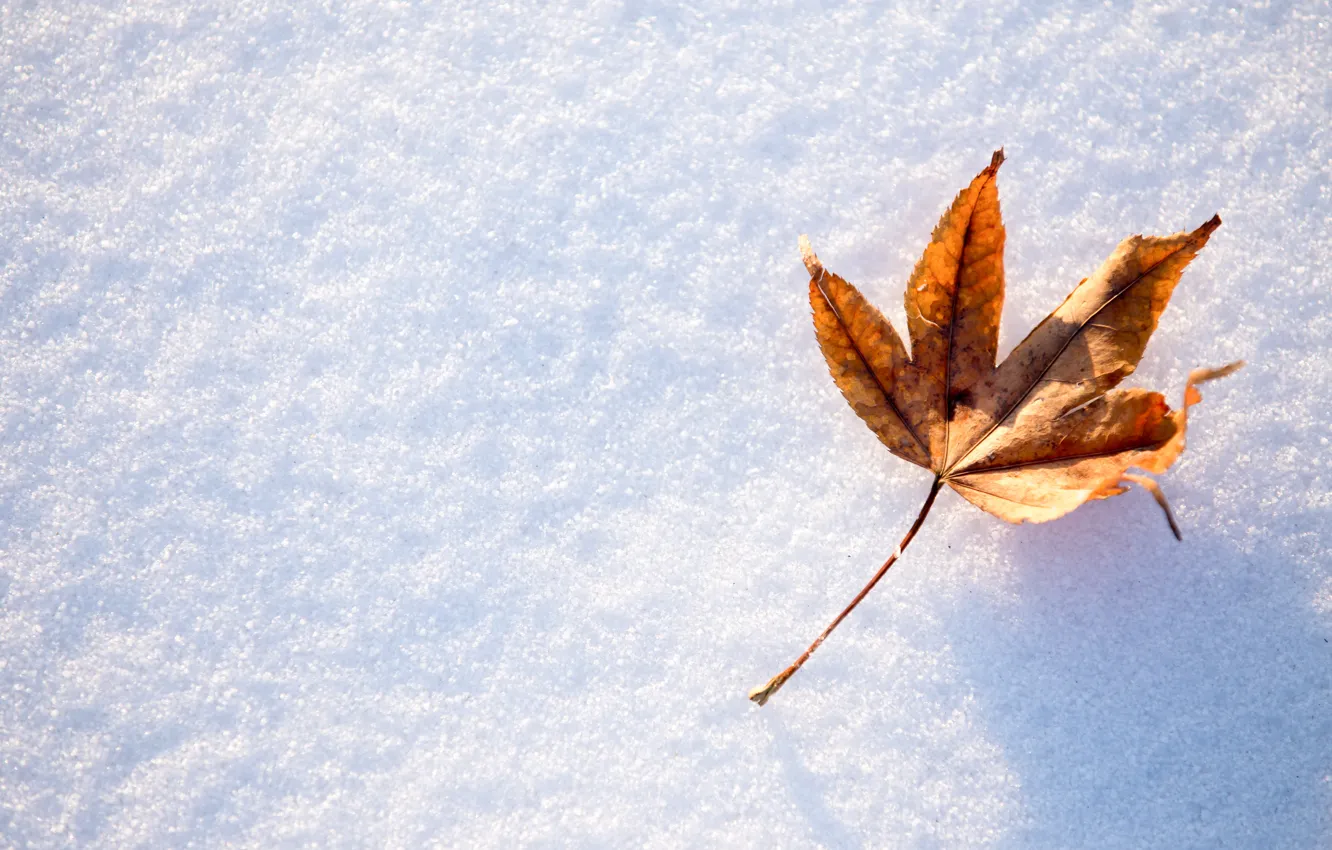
[{"left": 748, "top": 667, "right": 795, "bottom": 707}]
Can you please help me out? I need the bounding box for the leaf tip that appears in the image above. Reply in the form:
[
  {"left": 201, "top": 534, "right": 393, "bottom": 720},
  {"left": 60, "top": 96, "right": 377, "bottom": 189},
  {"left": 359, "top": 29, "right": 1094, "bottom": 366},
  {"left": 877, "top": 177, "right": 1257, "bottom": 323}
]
[
  {"left": 1122, "top": 473, "right": 1183, "bottom": 541},
  {"left": 798, "top": 234, "right": 823, "bottom": 277},
  {"left": 1197, "top": 213, "right": 1222, "bottom": 238},
  {"left": 988, "top": 148, "right": 1005, "bottom": 171},
  {"left": 1187, "top": 359, "right": 1245, "bottom": 387}
]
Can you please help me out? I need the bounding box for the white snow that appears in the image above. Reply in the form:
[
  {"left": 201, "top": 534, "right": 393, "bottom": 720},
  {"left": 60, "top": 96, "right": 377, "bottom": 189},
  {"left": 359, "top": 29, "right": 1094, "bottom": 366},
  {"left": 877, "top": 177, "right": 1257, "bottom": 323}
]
[{"left": 2, "top": 1, "right": 1330, "bottom": 847}]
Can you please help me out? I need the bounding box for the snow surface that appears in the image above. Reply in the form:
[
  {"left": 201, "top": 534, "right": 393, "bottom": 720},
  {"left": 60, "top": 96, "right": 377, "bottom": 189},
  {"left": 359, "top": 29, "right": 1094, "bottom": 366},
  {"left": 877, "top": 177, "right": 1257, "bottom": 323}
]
[{"left": 2, "top": 0, "right": 1330, "bottom": 847}]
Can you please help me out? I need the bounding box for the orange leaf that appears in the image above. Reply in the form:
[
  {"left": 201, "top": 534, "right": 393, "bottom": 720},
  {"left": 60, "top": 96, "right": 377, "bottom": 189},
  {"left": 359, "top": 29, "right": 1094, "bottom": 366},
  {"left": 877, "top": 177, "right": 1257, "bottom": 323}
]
[
  {"left": 751, "top": 152, "right": 1242, "bottom": 706},
  {"left": 806, "top": 151, "right": 1238, "bottom": 526}
]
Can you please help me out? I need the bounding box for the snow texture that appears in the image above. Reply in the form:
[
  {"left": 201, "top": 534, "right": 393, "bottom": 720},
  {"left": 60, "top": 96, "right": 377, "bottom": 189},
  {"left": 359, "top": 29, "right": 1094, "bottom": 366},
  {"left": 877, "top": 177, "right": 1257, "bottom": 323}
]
[{"left": 2, "top": 1, "right": 1330, "bottom": 847}]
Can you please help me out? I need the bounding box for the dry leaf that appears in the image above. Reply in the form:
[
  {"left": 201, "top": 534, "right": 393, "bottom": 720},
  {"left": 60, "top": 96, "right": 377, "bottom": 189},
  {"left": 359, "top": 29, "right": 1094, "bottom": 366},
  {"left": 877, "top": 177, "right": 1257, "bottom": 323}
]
[{"left": 751, "top": 151, "right": 1242, "bottom": 706}]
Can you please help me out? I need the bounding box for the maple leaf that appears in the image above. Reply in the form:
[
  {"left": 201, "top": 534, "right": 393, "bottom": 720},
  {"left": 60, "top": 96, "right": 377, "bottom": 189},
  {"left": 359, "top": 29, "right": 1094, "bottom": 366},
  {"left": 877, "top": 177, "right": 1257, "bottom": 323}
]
[{"left": 750, "top": 150, "right": 1242, "bottom": 706}]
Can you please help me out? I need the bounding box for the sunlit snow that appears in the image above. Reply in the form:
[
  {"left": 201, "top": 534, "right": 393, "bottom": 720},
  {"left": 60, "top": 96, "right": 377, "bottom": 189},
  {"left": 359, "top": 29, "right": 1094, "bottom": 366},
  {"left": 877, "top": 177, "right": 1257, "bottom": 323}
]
[{"left": 3, "top": 1, "right": 1329, "bottom": 847}]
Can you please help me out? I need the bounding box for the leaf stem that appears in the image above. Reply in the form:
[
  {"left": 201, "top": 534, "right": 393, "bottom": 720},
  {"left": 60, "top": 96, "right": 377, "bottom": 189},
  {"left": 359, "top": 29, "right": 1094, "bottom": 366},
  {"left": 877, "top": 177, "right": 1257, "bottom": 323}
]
[{"left": 749, "top": 477, "right": 944, "bottom": 706}]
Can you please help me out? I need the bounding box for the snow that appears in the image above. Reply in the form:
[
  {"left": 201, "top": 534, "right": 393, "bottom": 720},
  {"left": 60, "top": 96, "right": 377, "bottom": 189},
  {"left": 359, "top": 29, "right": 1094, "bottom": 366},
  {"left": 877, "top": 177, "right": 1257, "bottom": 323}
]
[{"left": 2, "top": 0, "right": 1329, "bottom": 846}]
